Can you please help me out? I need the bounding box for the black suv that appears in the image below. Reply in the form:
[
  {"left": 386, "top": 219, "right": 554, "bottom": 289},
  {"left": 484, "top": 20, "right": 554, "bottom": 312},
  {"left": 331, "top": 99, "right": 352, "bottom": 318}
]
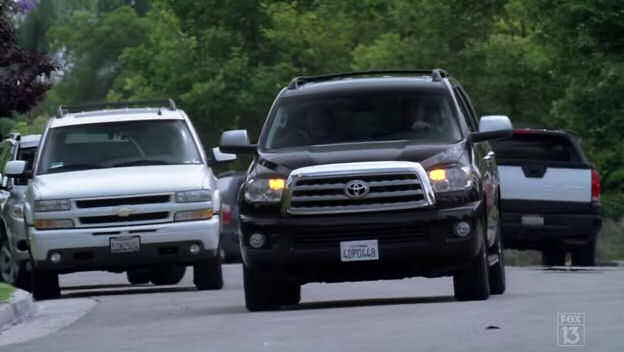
[{"left": 220, "top": 70, "right": 513, "bottom": 311}]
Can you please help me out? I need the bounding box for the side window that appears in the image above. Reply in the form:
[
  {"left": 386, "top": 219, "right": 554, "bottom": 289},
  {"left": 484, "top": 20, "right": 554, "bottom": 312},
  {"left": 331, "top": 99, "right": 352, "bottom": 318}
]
[{"left": 455, "top": 87, "right": 479, "bottom": 132}]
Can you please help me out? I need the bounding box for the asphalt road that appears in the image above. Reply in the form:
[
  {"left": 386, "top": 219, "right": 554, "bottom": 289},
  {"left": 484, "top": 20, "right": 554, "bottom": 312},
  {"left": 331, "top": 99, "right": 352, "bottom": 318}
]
[{"left": 3, "top": 264, "right": 623, "bottom": 352}]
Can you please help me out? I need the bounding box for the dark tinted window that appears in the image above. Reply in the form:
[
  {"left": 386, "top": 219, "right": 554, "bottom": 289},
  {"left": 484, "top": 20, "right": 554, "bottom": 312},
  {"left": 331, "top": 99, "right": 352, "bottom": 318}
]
[
  {"left": 263, "top": 92, "right": 461, "bottom": 150},
  {"left": 14, "top": 146, "right": 37, "bottom": 186},
  {"left": 490, "top": 133, "right": 581, "bottom": 162},
  {"left": 454, "top": 87, "right": 478, "bottom": 132}
]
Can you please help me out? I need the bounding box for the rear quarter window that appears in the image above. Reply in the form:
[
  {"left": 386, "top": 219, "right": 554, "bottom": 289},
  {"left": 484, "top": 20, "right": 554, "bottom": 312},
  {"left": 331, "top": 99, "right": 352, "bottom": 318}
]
[{"left": 490, "top": 133, "right": 582, "bottom": 163}]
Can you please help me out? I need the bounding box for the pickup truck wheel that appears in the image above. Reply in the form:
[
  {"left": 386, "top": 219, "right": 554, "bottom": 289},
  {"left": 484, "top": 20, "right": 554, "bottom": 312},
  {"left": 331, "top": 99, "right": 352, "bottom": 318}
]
[
  {"left": 488, "top": 230, "right": 506, "bottom": 295},
  {"left": 126, "top": 269, "right": 150, "bottom": 285},
  {"left": 571, "top": 238, "right": 596, "bottom": 266},
  {"left": 149, "top": 265, "right": 186, "bottom": 285},
  {"left": 193, "top": 256, "right": 223, "bottom": 290},
  {"left": 243, "top": 265, "right": 300, "bottom": 311},
  {"left": 31, "top": 268, "right": 60, "bottom": 301},
  {"left": 542, "top": 247, "right": 566, "bottom": 266},
  {"left": 453, "top": 239, "right": 490, "bottom": 301}
]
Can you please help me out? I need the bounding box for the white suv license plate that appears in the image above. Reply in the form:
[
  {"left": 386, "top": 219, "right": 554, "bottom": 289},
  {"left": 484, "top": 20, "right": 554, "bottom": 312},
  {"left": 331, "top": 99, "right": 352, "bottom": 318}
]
[
  {"left": 340, "top": 240, "right": 379, "bottom": 262},
  {"left": 522, "top": 215, "right": 544, "bottom": 226},
  {"left": 110, "top": 236, "right": 141, "bottom": 253}
]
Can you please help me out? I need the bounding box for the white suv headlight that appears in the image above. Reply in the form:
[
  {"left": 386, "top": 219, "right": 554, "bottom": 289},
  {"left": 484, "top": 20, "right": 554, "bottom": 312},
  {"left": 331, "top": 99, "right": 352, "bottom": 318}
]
[
  {"left": 35, "top": 199, "right": 71, "bottom": 212},
  {"left": 428, "top": 166, "right": 472, "bottom": 193},
  {"left": 244, "top": 177, "right": 285, "bottom": 203},
  {"left": 175, "top": 190, "right": 212, "bottom": 203}
]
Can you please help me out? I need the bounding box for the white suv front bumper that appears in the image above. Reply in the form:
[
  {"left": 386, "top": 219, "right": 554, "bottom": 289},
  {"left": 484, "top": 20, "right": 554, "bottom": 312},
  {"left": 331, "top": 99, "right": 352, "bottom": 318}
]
[{"left": 28, "top": 217, "right": 220, "bottom": 270}]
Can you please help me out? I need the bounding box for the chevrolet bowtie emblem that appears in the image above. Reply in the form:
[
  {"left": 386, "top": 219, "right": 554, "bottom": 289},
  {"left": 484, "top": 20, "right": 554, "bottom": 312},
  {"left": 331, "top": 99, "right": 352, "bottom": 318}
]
[{"left": 115, "top": 206, "right": 136, "bottom": 217}]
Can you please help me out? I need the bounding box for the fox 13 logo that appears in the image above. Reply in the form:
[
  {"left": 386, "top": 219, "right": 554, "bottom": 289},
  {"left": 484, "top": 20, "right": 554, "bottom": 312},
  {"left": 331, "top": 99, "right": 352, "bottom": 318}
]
[{"left": 557, "top": 313, "right": 585, "bottom": 346}]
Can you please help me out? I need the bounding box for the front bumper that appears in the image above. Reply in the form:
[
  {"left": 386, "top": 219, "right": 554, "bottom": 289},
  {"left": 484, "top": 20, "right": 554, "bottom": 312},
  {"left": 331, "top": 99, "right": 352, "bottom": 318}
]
[
  {"left": 29, "top": 218, "right": 220, "bottom": 272},
  {"left": 240, "top": 201, "right": 484, "bottom": 283}
]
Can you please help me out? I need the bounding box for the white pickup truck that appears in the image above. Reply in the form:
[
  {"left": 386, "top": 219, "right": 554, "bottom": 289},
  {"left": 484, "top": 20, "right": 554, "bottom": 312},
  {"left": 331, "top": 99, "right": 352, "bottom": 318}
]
[{"left": 490, "top": 129, "right": 601, "bottom": 266}]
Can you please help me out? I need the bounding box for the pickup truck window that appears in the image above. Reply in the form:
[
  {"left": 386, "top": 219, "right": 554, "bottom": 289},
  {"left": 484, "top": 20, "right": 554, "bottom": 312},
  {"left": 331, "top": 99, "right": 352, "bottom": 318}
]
[
  {"left": 490, "top": 133, "right": 581, "bottom": 162},
  {"left": 37, "top": 120, "right": 202, "bottom": 175},
  {"left": 263, "top": 93, "right": 461, "bottom": 150}
]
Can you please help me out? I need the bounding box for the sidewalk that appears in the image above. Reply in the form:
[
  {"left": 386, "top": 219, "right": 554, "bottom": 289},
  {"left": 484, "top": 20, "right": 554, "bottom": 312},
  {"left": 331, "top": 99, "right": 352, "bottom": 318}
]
[{"left": 0, "top": 287, "right": 35, "bottom": 331}]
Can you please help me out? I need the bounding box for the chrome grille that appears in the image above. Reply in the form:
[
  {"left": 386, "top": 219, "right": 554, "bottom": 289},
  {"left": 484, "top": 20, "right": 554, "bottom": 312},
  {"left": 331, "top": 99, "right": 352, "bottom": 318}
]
[
  {"left": 69, "top": 193, "right": 175, "bottom": 227},
  {"left": 284, "top": 162, "right": 435, "bottom": 215},
  {"left": 75, "top": 195, "right": 170, "bottom": 208}
]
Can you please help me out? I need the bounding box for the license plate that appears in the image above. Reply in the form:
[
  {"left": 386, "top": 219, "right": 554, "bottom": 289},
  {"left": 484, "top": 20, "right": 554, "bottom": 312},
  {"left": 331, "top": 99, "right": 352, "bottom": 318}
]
[
  {"left": 340, "top": 240, "right": 379, "bottom": 262},
  {"left": 110, "top": 236, "right": 141, "bottom": 253},
  {"left": 522, "top": 215, "right": 544, "bottom": 226}
]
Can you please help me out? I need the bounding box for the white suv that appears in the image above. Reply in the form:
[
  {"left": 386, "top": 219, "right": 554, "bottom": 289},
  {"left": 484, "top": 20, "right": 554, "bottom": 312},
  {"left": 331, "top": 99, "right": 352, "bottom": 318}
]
[{"left": 4, "top": 100, "right": 230, "bottom": 299}]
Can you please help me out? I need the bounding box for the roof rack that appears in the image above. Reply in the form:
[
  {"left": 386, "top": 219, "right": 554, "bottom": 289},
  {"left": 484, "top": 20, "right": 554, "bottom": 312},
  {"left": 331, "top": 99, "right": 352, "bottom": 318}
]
[
  {"left": 55, "top": 99, "right": 177, "bottom": 118},
  {"left": 5, "top": 132, "right": 21, "bottom": 141},
  {"left": 287, "top": 69, "right": 448, "bottom": 89}
]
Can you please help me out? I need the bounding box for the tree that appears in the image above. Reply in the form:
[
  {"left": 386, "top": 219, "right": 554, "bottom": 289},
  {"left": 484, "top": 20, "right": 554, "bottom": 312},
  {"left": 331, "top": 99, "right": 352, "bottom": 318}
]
[{"left": 0, "top": 0, "right": 55, "bottom": 117}]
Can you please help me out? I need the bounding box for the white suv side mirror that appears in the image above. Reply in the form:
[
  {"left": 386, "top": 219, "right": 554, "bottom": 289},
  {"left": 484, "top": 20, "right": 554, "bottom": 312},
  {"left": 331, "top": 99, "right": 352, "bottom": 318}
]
[
  {"left": 212, "top": 147, "right": 237, "bottom": 163},
  {"left": 4, "top": 160, "right": 26, "bottom": 177}
]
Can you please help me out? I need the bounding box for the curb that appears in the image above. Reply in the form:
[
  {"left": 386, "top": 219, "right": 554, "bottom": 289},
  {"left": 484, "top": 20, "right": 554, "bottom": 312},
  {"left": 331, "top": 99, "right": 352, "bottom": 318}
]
[{"left": 0, "top": 288, "right": 35, "bottom": 331}]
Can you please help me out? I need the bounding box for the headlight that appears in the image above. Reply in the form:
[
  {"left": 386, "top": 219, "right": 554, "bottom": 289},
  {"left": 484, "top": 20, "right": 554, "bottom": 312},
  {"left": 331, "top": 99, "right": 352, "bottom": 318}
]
[
  {"left": 34, "top": 219, "right": 74, "bottom": 230},
  {"left": 9, "top": 204, "right": 24, "bottom": 220},
  {"left": 174, "top": 209, "right": 213, "bottom": 222},
  {"left": 175, "top": 190, "right": 212, "bottom": 203},
  {"left": 35, "top": 199, "right": 71, "bottom": 212},
  {"left": 428, "top": 166, "right": 472, "bottom": 193},
  {"left": 244, "top": 177, "right": 285, "bottom": 203}
]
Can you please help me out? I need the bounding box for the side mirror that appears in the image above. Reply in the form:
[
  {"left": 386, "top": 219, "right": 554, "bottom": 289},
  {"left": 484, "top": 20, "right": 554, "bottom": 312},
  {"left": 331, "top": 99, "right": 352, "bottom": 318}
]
[
  {"left": 219, "top": 130, "right": 256, "bottom": 154},
  {"left": 4, "top": 160, "right": 26, "bottom": 177},
  {"left": 212, "top": 147, "right": 237, "bottom": 163},
  {"left": 470, "top": 115, "right": 513, "bottom": 142}
]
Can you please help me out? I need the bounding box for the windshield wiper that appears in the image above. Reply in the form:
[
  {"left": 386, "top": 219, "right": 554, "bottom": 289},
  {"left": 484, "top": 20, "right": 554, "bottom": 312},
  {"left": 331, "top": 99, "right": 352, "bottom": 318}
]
[
  {"left": 46, "top": 164, "right": 103, "bottom": 174},
  {"left": 110, "top": 160, "right": 173, "bottom": 167}
]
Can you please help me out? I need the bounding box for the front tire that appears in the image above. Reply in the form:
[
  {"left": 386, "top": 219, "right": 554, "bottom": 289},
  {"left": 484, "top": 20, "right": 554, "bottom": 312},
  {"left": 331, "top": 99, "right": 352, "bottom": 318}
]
[
  {"left": 571, "top": 238, "right": 596, "bottom": 266},
  {"left": 193, "top": 256, "right": 223, "bottom": 290},
  {"left": 488, "top": 225, "right": 506, "bottom": 295},
  {"left": 454, "top": 239, "right": 490, "bottom": 301},
  {"left": 243, "top": 265, "right": 300, "bottom": 311},
  {"left": 149, "top": 265, "right": 186, "bottom": 285},
  {"left": 127, "top": 269, "right": 150, "bottom": 285},
  {"left": 0, "top": 238, "right": 32, "bottom": 291},
  {"left": 31, "top": 268, "right": 60, "bottom": 301}
]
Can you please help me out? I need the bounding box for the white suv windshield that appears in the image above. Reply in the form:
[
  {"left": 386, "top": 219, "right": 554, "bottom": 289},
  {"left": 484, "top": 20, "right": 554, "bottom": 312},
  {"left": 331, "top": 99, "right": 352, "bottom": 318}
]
[
  {"left": 263, "top": 92, "right": 461, "bottom": 150},
  {"left": 38, "top": 120, "right": 202, "bottom": 174}
]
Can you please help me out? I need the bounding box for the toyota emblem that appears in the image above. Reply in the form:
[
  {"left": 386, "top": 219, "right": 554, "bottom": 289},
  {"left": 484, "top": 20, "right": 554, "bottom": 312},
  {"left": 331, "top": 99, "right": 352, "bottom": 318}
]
[{"left": 344, "top": 180, "right": 370, "bottom": 198}]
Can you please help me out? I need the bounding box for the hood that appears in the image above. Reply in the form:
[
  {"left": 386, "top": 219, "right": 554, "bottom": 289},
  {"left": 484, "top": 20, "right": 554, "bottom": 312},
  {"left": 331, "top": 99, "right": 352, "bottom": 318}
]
[
  {"left": 257, "top": 141, "right": 468, "bottom": 175},
  {"left": 32, "top": 164, "right": 212, "bottom": 199}
]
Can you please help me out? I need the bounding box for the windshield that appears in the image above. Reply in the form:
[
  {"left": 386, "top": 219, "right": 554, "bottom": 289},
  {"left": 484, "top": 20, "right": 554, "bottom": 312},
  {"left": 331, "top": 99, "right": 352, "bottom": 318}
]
[
  {"left": 37, "top": 120, "right": 202, "bottom": 175},
  {"left": 263, "top": 92, "right": 461, "bottom": 150}
]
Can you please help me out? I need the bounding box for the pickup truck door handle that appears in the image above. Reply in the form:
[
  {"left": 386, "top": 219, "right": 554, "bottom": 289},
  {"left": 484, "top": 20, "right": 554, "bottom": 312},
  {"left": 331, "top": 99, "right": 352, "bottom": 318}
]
[{"left": 483, "top": 151, "right": 495, "bottom": 161}]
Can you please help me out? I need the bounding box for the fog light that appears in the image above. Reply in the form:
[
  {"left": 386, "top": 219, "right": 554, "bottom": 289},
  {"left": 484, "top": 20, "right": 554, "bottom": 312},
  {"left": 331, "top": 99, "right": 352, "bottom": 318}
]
[
  {"left": 189, "top": 244, "right": 201, "bottom": 255},
  {"left": 50, "top": 252, "right": 62, "bottom": 264},
  {"left": 249, "top": 233, "right": 266, "bottom": 249},
  {"left": 455, "top": 221, "right": 472, "bottom": 237}
]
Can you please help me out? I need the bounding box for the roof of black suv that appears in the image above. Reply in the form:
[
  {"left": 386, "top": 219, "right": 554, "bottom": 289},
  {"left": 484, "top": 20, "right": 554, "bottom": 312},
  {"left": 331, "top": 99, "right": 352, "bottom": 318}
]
[{"left": 280, "top": 70, "right": 450, "bottom": 98}]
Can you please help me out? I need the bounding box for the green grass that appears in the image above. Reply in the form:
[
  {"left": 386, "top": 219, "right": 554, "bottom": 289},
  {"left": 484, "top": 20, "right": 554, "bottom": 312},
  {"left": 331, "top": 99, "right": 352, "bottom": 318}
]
[{"left": 0, "top": 283, "right": 15, "bottom": 302}]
